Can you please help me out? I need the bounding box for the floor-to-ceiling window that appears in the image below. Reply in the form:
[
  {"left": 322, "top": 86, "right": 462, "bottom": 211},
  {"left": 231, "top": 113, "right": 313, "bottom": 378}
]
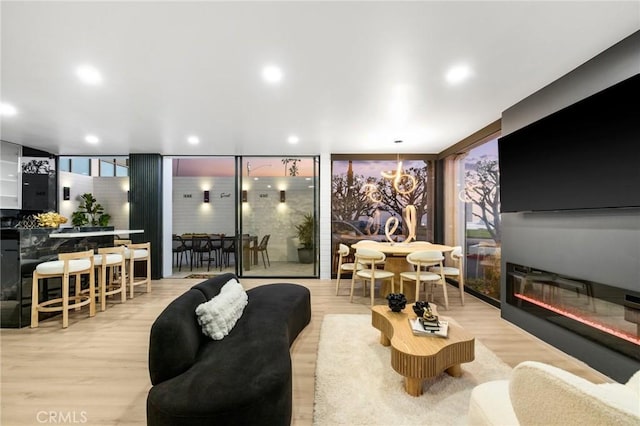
[
  {"left": 330, "top": 154, "right": 435, "bottom": 276},
  {"left": 441, "top": 121, "right": 501, "bottom": 305},
  {"left": 445, "top": 137, "right": 502, "bottom": 304},
  {"left": 461, "top": 139, "right": 501, "bottom": 301}
]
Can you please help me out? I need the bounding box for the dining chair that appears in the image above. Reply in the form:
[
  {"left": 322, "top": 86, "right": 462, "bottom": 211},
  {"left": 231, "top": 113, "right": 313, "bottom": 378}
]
[
  {"left": 399, "top": 250, "right": 446, "bottom": 307},
  {"left": 429, "top": 245, "right": 465, "bottom": 306},
  {"left": 208, "top": 234, "right": 224, "bottom": 271},
  {"left": 31, "top": 249, "right": 96, "bottom": 328},
  {"left": 350, "top": 248, "right": 395, "bottom": 306},
  {"left": 221, "top": 237, "right": 236, "bottom": 270},
  {"left": 335, "top": 243, "right": 362, "bottom": 295},
  {"left": 253, "top": 234, "right": 271, "bottom": 268},
  {"left": 172, "top": 234, "right": 188, "bottom": 271},
  {"left": 190, "top": 235, "right": 211, "bottom": 270}
]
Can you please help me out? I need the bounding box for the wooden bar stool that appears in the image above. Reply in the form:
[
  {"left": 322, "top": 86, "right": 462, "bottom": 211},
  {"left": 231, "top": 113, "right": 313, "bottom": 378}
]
[
  {"left": 31, "top": 249, "right": 95, "bottom": 328},
  {"left": 124, "top": 242, "right": 151, "bottom": 298},
  {"left": 94, "top": 246, "right": 127, "bottom": 311}
]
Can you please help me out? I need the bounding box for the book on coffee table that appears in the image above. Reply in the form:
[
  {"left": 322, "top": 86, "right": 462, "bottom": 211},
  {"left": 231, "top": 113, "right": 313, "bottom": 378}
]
[
  {"left": 409, "top": 318, "right": 449, "bottom": 338},
  {"left": 419, "top": 316, "right": 440, "bottom": 330}
]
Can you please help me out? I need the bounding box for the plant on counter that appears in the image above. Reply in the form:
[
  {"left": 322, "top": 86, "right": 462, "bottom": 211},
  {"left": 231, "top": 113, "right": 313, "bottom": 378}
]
[
  {"left": 35, "top": 211, "right": 68, "bottom": 228},
  {"left": 71, "top": 193, "right": 111, "bottom": 227}
]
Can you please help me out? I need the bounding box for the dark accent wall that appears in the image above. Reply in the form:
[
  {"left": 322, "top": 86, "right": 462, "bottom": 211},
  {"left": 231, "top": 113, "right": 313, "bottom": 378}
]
[
  {"left": 500, "top": 30, "right": 640, "bottom": 382},
  {"left": 129, "top": 154, "right": 163, "bottom": 279},
  {"left": 433, "top": 159, "right": 445, "bottom": 244}
]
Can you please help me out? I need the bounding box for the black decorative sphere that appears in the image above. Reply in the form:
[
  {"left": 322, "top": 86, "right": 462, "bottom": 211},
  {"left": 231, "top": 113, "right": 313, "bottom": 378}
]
[
  {"left": 387, "top": 293, "right": 407, "bottom": 312},
  {"left": 412, "top": 300, "right": 430, "bottom": 317}
]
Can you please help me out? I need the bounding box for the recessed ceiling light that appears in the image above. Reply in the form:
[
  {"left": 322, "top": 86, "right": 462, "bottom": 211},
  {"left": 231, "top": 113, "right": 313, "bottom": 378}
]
[
  {"left": 187, "top": 136, "right": 200, "bottom": 145},
  {"left": 0, "top": 102, "right": 17, "bottom": 116},
  {"left": 445, "top": 64, "right": 472, "bottom": 85},
  {"left": 76, "top": 65, "right": 103, "bottom": 85},
  {"left": 262, "top": 65, "right": 283, "bottom": 84},
  {"left": 85, "top": 134, "right": 100, "bottom": 144},
  {"left": 287, "top": 135, "right": 299, "bottom": 144}
]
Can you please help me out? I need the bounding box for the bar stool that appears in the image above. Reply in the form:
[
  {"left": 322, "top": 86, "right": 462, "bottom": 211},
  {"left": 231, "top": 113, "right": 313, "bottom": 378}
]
[
  {"left": 31, "top": 249, "right": 95, "bottom": 328},
  {"left": 94, "top": 246, "right": 127, "bottom": 311},
  {"left": 124, "top": 242, "right": 151, "bottom": 298}
]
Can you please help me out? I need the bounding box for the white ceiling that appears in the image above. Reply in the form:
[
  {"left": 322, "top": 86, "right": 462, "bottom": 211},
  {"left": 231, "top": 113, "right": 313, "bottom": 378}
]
[{"left": 1, "top": 1, "right": 638, "bottom": 157}]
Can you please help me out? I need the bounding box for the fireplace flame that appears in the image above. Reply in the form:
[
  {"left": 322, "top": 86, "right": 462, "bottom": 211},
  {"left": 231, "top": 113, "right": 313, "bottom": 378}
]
[{"left": 515, "top": 293, "right": 640, "bottom": 346}]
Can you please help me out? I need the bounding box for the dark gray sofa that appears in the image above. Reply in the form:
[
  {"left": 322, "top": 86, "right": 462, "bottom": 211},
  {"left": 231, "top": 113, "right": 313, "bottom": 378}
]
[{"left": 147, "top": 273, "right": 311, "bottom": 426}]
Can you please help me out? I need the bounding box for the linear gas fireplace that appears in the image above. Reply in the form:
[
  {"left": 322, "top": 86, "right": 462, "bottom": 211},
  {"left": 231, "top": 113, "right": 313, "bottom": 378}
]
[{"left": 506, "top": 263, "right": 640, "bottom": 362}]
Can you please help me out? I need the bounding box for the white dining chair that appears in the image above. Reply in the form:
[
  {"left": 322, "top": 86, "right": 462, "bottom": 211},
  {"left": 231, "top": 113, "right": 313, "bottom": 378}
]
[
  {"left": 335, "top": 243, "right": 363, "bottom": 295},
  {"left": 400, "top": 250, "right": 446, "bottom": 307},
  {"left": 429, "top": 245, "right": 465, "bottom": 306},
  {"left": 350, "top": 248, "right": 395, "bottom": 306}
]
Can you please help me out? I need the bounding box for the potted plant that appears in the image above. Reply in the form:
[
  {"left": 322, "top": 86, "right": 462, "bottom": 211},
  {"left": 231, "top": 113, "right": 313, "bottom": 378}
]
[
  {"left": 71, "top": 193, "right": 111, "bottom": 227},
  {"left": 295, "top": 212, "right": 315, "bottom": 264}
]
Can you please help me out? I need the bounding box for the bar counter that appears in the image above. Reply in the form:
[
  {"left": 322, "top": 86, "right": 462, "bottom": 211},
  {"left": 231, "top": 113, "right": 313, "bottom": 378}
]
[
  {"left": 49, "top": 229, "right": 144, "bottom": 238},
  {"left": 0, "top": 226, "right": 121, "bottom": 328}
]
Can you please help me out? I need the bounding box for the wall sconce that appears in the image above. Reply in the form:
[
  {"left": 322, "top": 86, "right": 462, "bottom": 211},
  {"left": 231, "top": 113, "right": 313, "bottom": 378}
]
[
  {"left": 280, "top": 190, "right": 286, "bottom": 203},
  {"left": 204, "top": 190, "right": 210, "bottom": 203},
  {"left": 63, "top": 187, "right": 70, "bottom": 200},
  {"left": 242, "top": 190, "right": 248, "bottom": 203}
]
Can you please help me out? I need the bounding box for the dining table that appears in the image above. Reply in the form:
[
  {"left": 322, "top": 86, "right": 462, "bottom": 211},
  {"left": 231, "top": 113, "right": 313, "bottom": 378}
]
[
  {"left": 350, "top": 240, "right": 454, "bottom": 302},
  {"left": 181, "top": 233, "right": 259, "bottom": 271}
]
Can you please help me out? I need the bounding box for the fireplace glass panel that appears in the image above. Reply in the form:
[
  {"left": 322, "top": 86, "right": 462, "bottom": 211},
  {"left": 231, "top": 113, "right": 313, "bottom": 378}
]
[{"left": 506, "top": 262, "right": 640, "bottom": 361}]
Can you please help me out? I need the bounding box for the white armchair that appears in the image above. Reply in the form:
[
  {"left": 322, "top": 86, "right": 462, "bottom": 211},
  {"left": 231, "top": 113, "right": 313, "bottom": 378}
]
[{"left": 468, "top": 361, "right": 640, "bottom": 426}]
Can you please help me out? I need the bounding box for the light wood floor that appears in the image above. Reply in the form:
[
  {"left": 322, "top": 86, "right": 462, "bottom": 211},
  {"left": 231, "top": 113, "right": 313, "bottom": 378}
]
[{"left": 0, "top": 278, "right": 611, "bottom": 425}]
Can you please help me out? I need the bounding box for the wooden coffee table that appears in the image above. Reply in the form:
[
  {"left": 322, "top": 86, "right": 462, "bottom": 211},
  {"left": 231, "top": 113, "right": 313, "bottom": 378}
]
[{"left": 371, "top": 304, "right": 475, "bottom": 396}]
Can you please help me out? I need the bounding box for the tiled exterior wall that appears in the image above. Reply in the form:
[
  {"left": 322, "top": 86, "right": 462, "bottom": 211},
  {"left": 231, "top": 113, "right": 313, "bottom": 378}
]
[
  {"left": 93, "top": 177, "right": 129, "bottom": 231},
  {"left": 173, "top": 176, "right": 316, "bottom": 263},
  {"left": 172, "top": 177, "right": 236, "bottom": 236},
  {"left": 58, "top": 171, "right": 129, "bottom": 230}
]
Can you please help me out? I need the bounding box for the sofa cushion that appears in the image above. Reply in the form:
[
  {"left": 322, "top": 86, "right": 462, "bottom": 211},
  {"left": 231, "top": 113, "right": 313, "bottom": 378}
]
[
  {"left": 468, "top": 379, "right": 518, "bottom": 426},
  {"left": 195, "top": 278, "right": 248, "bottom": 340},
  {"left": 510, "top": 361, "right": 640, "bottom": 426},
  {"left": 625, "top": 369, "right": 640, "bottom": 392}
]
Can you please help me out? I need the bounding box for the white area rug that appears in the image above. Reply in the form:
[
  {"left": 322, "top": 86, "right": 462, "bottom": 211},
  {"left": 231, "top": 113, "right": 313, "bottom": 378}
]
[{"left": 313, "top": 314, "right": 512, "bottom": 426}]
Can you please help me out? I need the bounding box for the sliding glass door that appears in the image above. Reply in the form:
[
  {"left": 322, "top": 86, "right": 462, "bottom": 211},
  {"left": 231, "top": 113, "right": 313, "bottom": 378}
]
[
  {"left": 169, "top": 155, "right": 319, "bottom": 278},
  {"left": 239, "top": 156, "right": 319, "bottom": 277}
]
